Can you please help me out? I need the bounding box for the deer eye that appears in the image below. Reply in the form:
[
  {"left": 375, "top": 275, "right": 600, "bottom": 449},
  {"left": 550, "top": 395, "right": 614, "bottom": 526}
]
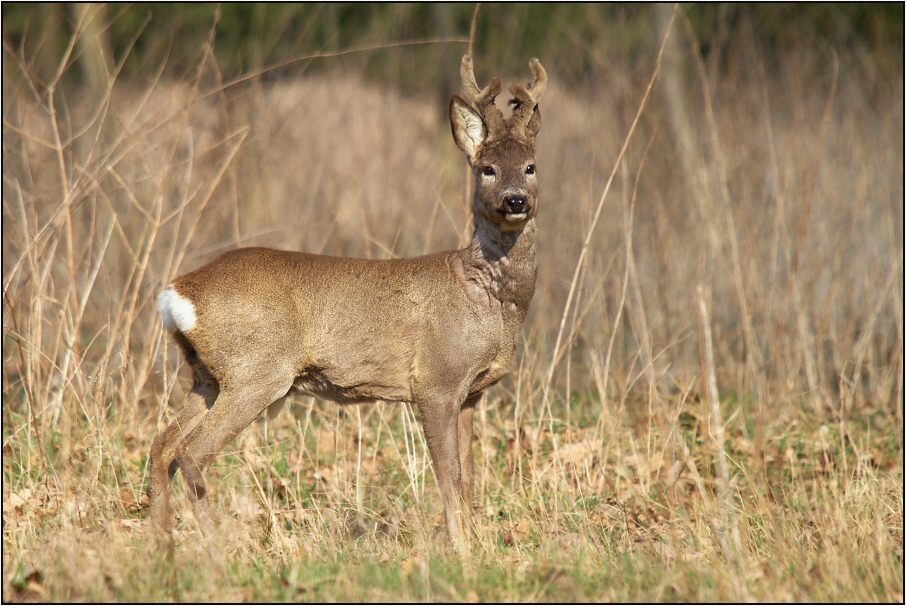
[
  {"left": 482, "top": 166, "right": 496, "bottom": 176},
  {"left": 526, "top": 164, "right": 536, "bottom": 175}
]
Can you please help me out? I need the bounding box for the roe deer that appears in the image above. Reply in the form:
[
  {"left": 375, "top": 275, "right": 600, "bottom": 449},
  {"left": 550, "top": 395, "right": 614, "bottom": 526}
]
[{"left": 150, "top": 55, "right": 547, "bottom": 551}]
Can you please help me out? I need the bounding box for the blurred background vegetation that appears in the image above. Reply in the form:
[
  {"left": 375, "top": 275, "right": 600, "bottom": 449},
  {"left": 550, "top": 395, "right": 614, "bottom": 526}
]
[
  {"left": 3, "top": 3, "right": 902, "bottom": 96},
  {"left": 2, "top": 4, "right": 902, "bottom": 601}
]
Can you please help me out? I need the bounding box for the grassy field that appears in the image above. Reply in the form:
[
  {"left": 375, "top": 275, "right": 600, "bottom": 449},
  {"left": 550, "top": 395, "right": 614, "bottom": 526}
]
[{"left": 3, "top": 6, "right": 903, "bottom": 602}]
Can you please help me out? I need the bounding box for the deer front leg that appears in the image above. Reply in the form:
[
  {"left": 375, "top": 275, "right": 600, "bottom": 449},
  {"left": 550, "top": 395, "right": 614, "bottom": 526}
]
[
  {"left": 458, "top": 394, "right": 480, "bottom": 534},
  {"left": 419, "top": 396, "right": 469, "bottom": 553}
]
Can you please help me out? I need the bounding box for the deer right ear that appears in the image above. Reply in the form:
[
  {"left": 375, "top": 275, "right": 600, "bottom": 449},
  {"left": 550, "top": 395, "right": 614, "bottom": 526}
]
[{"left": 450, "top": 95, "right": 486, "bottom": 160}]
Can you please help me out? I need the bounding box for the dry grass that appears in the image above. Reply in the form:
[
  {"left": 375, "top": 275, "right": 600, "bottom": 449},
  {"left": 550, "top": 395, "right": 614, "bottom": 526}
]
[{"left": 2, "top": 11, "right": 902, "bottom": 602}]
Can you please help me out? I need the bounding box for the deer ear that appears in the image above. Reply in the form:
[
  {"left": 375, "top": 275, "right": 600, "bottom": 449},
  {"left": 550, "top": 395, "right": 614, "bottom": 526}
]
[
  {"left": 527, "top": 104, "right": 541, "bottom": 137},
  {"left": 450, "top": 95, "right": 486, "bottom": 159}
]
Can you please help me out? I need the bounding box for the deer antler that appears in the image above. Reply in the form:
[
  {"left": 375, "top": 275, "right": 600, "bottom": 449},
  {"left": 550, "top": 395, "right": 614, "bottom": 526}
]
[
  {"left": 460, "top": 55, "right": 506, "bottom": 133},
  {"left": 508, "top": 58, "right": 547, "bottom": 130}
]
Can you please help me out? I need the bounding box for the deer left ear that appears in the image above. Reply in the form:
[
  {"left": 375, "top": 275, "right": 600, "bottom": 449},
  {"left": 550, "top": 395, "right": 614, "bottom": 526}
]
[
  {"left": 527, "top": 105, "right": 541, "bottom": 137},
  {"left": 450, "top": 95, "right": 486, "bottom": 159}
]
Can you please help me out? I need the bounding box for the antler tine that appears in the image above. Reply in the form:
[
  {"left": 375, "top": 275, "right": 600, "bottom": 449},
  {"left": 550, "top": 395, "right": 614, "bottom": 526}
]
[
  {"left": 525, "top": 58, "right": 547, "bottom": 103},
  {"left": 461, "top": 55, "right": 505, "bottom": 131},
  {"left": 460, "top": 55, "right": 482, "bottom": 102},
  {"left": 507, "top": 58, "right": 547, "bottom": 130}
]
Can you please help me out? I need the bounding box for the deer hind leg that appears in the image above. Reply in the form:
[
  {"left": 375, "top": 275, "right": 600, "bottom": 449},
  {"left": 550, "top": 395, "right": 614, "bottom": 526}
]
[
  {"left": 458, "top": 394, "right": 480, "bottom": 534},
  {"left": 149, "top": 360, "right": 219, "bottom": 534},
  {"left": 174, "top": 380, "right": 291, "bottom": 535},
  {"left": 419, "top": 394, "right": 469, "bottom": 553}
]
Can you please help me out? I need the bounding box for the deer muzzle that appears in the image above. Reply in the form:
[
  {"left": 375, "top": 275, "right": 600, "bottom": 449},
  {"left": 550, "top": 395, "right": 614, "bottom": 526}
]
[
  {"left": 499, "top": 192, "right": 532, "bottom": 223},
  {"left": 501, "top": 196, "right": 528, "bottom": 223}
]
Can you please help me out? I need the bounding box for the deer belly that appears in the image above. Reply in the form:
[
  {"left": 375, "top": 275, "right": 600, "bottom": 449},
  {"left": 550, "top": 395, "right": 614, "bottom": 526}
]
[{"left": 290, "top": 363, "right": 412, "bottom": 404}]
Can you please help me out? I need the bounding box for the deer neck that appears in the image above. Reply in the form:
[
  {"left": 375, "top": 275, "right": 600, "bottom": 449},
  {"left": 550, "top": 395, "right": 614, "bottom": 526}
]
[{"left": 454, "top": 215, "right": 537, "bottom": 316}]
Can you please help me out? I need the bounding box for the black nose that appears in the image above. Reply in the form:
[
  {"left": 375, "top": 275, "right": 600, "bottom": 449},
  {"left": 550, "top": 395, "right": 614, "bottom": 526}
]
[{"left": 506, "top": 197, "right": 526, "bottom": 212}]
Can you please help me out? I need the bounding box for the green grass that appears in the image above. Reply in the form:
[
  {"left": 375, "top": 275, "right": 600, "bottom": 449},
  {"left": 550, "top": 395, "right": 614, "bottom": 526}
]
[{"left": 3, "top": 388, "right": 901, "bottom": 601}]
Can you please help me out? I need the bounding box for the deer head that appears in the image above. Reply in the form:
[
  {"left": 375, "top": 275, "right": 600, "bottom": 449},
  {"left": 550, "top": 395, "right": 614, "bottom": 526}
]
[{"left": 450, "top": 56, "right": 547, "bottom": 231}]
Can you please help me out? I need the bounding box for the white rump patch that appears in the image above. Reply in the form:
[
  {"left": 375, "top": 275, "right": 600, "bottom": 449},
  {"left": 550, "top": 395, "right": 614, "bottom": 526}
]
[{"left": 158, "top": 285, "right": 197, "bottom": 333}]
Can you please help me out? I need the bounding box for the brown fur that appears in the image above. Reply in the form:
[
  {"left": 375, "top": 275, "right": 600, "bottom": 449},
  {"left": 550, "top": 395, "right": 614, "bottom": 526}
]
[{"left": 149, "top": 56, "right": 547, "bottom": 551}]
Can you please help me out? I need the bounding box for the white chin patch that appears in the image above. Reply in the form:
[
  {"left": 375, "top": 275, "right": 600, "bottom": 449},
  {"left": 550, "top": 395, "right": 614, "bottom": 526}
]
[
  {"left": 158, "top": 286, "right": 197, "bottom": 333},
  {"left": 504, "top": 213, "right": 528, "bottom": 222}
]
